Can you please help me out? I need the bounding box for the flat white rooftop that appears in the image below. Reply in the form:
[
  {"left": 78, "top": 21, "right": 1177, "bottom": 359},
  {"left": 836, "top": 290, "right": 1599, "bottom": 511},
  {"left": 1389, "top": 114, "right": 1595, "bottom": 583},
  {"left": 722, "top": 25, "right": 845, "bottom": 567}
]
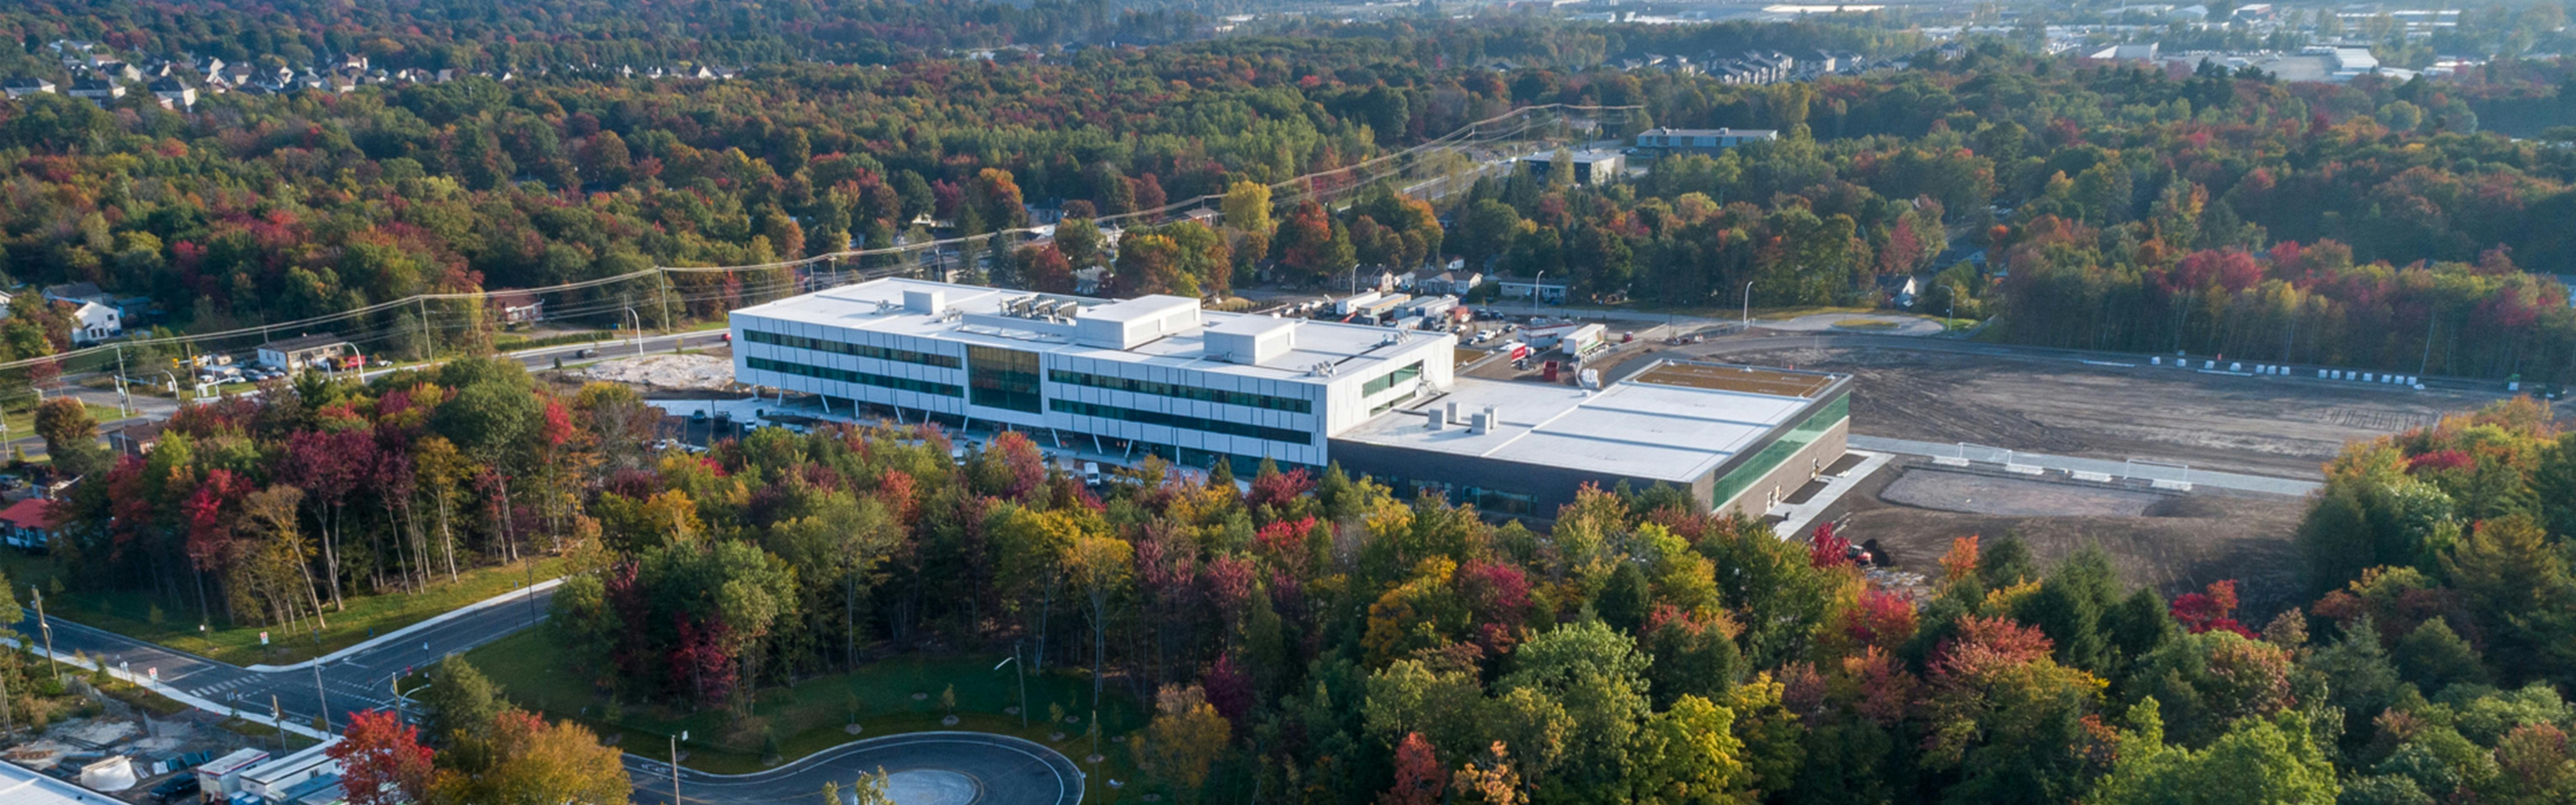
[
  {"left": 732, "top": 278, "right": 1437, "bottom": 384},
  {"left": 1334, "top": 361, "right": 1847, "bottom": 482}
]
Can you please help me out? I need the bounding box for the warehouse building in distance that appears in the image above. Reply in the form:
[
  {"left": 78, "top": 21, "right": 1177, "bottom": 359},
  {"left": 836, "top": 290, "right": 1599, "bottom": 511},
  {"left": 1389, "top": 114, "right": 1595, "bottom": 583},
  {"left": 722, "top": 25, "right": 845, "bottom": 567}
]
[
  {"left": 730, "top": 279, "right": 1849, "bottom": 519},
  {"left": 1329, "top": 361, "right": 1850, "bottom": 518}
]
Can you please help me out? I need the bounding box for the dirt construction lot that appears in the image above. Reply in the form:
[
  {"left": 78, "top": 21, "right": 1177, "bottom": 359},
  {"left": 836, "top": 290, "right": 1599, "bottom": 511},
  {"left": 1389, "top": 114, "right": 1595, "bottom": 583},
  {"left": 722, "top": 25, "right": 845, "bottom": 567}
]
[
  {"left": 1704, "top": 343, "right": 2528, "bottom": 479},
  {"left": 1832, "top": 466, "right": 2311, "bottom": 614}
]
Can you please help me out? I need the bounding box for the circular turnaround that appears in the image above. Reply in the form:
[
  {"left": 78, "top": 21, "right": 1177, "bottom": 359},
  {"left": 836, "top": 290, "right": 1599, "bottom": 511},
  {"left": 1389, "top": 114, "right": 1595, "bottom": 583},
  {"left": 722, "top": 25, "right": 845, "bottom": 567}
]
[
  {"left": 625, "top": 732, "right": 1082, "bottom": 805},
  {"left": 884, "top": 769, "right": 981, "bottom": 805}
]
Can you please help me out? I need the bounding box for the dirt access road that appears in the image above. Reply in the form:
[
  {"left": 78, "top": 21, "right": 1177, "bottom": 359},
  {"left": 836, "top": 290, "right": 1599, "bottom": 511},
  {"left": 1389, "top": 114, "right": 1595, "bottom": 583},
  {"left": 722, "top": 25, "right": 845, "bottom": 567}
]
[{"left": 1628, "top": 335, "right": 2530, "bottom": 480}]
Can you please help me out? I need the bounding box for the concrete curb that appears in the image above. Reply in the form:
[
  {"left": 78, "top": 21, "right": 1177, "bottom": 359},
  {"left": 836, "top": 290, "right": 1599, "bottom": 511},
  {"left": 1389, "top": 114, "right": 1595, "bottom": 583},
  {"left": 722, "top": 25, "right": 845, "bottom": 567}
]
[
  {"left": 244, "top": 577, "right": 564, "bottom": 672},
  {"left": 2, "top": 637, "right": 331, "bottom": 740}
]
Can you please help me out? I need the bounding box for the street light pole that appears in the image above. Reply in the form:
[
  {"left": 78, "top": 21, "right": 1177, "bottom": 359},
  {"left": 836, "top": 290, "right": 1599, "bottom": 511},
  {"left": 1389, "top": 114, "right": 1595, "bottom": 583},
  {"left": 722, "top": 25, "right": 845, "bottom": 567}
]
[
  {"left": 1741, "top": 280, "right": 1756, "bottom": 330},
  {"left": 623, "top": 308, "right": 645, "bottom": 356},
  {"left": 670, "top": 731, "right": 686, "bottom": 805},
  {"left": 996, "top": 643, "right": 1027, "bottom": 729}
]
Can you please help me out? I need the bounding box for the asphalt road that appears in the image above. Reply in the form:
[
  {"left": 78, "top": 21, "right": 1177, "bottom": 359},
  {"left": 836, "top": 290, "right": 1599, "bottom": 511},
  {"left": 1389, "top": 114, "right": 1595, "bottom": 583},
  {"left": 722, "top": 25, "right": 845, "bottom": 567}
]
[
  {"left": 11, "top": 582, "right": 559, "bottom": 730},
  {"left": 13, "top": 578, "right": 1084, "bottom": 805}
]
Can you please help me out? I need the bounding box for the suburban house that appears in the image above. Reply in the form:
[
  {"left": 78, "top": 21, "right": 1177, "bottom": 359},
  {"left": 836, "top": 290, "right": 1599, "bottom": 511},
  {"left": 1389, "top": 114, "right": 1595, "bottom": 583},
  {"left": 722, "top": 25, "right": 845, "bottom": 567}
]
[
  {"left": 257, "top": 333, "right": 351, "bottom": 371},
  {"left": 148, "top": 76, "right": 195, "bottom": 109},
  {"left": 44, "top": 282, "right": 125, "bottom": 343},
  {"left": 0, "top": 498, "right": 55, "bottom": 551},
  {"left": 1418, "top": 270, "right": 1484, "bottom": 295},
  {"left": 3, "top": 78, "right": 57, "bottom": 98},
  {"left": 1879, "top": 275, "right": 1920, "bottom": 308},
  {"left": 66, "top": 78, "right": 124, "bottom": 104},
  {"left": 109, "top": 421, "right": 166, "bottom": 457},
  {"left": 492, "top": 291, "right": 546, "bottom": 325}
]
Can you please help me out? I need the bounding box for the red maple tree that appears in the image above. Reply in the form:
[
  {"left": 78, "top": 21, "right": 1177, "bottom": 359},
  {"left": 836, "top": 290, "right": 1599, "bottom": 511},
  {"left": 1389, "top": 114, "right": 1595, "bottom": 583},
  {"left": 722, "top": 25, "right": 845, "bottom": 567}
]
[{"left": 327, "top": 709, "right": 433, "bottom": 805}]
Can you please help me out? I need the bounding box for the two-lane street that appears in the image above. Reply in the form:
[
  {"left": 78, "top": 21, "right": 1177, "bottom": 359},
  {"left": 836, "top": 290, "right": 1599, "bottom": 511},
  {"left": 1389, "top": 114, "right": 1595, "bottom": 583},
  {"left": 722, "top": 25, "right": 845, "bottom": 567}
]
[
  {"left": 12, "top": 582, "right": 559, "bottom": 731},
  {"left": 10, "top": 579, "right": 1083, "bottom": 805}
]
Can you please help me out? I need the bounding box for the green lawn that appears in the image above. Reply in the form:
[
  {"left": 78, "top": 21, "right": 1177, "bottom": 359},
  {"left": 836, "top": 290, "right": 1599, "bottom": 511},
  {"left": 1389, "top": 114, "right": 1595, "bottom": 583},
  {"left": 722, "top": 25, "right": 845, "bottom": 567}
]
[
  {"left": 0, "top": 401, "right": 124, "bottom": 438},
  {"left": 460, "top": 629, "right": 1151, "bottom": 799},
  {"left": 1831, "top": 318, "right": 1904, "bottom": 331},
  {"left": 0, "top": 552, "right": 565, "bottom": 667}
]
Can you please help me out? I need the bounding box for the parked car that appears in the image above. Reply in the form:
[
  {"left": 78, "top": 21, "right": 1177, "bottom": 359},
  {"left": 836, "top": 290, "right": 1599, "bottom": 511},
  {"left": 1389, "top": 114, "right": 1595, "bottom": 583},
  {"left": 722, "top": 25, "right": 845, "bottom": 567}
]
[
  {"left": 1083, "top": 462, "right": 1103, "bottom": 487},
  {"left": 149, "top": 774, "right": 200, "bottom": 803}
]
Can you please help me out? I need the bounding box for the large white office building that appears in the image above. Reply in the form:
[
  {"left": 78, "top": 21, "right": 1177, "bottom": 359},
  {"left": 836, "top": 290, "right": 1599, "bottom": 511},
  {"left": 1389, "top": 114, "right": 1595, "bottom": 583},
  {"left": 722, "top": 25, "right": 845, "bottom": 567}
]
[
  {"left": 730, "top": 278, "right": 1851, "bottom": 519},
  {"left": 729, "top": 278, "right": 1455, "bottom": 473}
]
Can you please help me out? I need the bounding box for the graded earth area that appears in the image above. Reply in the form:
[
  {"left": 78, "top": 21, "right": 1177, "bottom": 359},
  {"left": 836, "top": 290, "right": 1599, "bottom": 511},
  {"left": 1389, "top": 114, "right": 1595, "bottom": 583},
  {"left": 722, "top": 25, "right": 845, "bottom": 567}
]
[
  {"left": 1704, "top": 342, "right": 2515, "bottom": 480},
  {"left": 1817, "top": 465, "right": 2312, "bottom": 615}
]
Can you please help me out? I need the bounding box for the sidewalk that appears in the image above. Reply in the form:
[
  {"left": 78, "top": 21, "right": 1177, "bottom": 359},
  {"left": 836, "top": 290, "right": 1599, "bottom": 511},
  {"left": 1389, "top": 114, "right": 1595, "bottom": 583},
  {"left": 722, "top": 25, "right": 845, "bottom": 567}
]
[
  {"left": 1847, "top": 435, "right": 2322, "bottom": 497},
  {"left": 1768, "top": 450, "right": 1896, "bottom": 539}
]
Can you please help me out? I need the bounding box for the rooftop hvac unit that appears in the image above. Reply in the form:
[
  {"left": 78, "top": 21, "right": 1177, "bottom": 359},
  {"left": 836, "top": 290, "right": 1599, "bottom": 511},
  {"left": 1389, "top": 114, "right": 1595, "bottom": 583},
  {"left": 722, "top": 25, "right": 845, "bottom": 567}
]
[
  {"left": 1468, "top": 412, "right": 1490, "bottom": 434},
  {"left": 1427, "top": 408, "right": 1446, "bottom": 430}
]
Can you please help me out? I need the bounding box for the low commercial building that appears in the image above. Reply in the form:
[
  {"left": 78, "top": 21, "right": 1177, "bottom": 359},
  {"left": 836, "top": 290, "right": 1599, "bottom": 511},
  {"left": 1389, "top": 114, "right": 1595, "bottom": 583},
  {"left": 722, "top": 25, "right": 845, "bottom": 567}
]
[
  {"left": 1520, "top": 149, "right": 1625, "bottom": 185},
  {"left": 195, "top": 748, "right": 272, "bottom": 802},
  {"left": 1329, "top": 360, "right": 1850, "bottom": 518},
  {"left": 1631, "top": 127, "right": 1780, "bottom": 157},
  {"left": 240, "top": 740, "right": 341, "bottom": 803},
  {"left": 257, "top": 334, "right": 351, "bottom": 371},
  {"left": 731, "top": 279, "right": 1456, "bottom": 474},
  {"left": 1492, "top": 275, "right": 1569, "bottom": 304}
]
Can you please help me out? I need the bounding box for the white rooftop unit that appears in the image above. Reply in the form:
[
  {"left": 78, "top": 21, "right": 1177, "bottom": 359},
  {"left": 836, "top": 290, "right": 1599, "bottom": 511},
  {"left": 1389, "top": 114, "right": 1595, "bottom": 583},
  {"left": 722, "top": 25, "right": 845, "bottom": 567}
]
[
  {"left": 1205, "top": 316, "right": 1298, "bottom": 365},
  {"left": 902, "top": 288, "right": 946, "bottom": 314},
  {"left": 1074, "top": 295, "right": 1202, "bottom": 349},
  {"left": 197, "top": 748, "right": 272, "bottom": 799},
  {"left": 241, "top": 739, "right": 342, "bottom": 801}
]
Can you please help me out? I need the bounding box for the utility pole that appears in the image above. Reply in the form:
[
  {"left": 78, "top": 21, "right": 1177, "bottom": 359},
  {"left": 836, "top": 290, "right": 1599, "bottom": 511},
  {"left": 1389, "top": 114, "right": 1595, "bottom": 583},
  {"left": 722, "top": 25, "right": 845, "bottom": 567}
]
[
  {"left": 524, "top": 563, "right": 538, "bottom": 627},
  {"left": 656, "top": 271, "right": 677, "bottom": 345},
  {"left": 112, "top": 344, "right": 131, "bottom": 418},
  {"left": 313, "top": 664, "right": 331, "bottom": 733},
  {"left": 0, "top": 653, "right": 14, "bottom": 737},
  {"left": 2419, "top": 316, "right": 2436, "bottom": 376},
  {"left": 31, "top": 586, "right": 55, "bottom": 683}
]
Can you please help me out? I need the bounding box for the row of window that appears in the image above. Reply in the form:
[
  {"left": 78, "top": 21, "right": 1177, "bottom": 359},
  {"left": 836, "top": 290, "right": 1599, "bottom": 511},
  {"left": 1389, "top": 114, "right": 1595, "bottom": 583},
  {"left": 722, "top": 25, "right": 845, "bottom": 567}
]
[
  {"left": 743, "top": 329, "right": 961, "bottom": 368},
  {"left": 746, "top": 356, "right": 963, "bottom": 398},
  {"left": 968, "top": 346, "right": 1045, "bottom": 414},
  {"left": 1047, "top": 369, "right": 1313, "bottom": 414},
  {"left": 1050, "top": 399, "right": 1311, "bottom": 445},
  {"left": 1710, "top": 393, "right": 1850, "bottom": 507},
  {"left": 1376, "top": 476, "right": 1538, "bottom": 516},
  {"left": 1361, "top": 361, "right": 1425, "bottom": 398}
]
